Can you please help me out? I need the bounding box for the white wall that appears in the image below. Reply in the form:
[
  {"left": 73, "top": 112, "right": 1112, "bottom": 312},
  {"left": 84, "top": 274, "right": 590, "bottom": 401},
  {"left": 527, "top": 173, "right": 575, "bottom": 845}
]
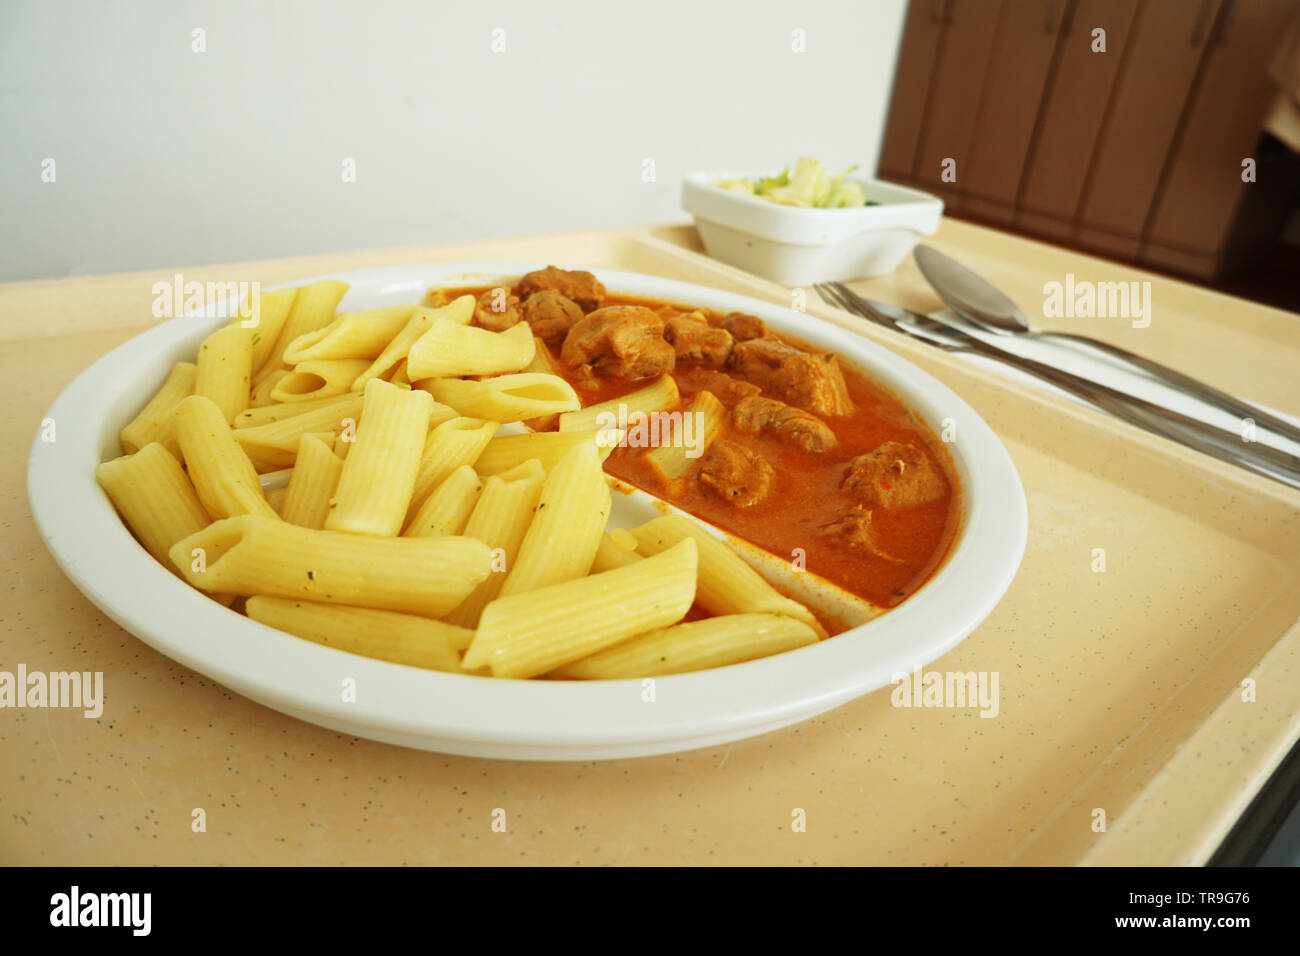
[{"left": 0, "top": 0, "right": 907, "bottom": 281}]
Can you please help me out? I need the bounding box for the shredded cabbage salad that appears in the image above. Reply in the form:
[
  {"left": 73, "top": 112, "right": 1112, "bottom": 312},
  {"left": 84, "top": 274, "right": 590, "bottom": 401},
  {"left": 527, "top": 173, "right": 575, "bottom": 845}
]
[{"left": 717, "top": 157, "right": 874, "bottom": 209}]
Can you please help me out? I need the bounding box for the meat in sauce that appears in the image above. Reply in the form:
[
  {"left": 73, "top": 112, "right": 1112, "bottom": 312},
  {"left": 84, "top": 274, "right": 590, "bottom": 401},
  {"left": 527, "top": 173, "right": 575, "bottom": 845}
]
[
  {"left": 561, "top": 305, "right": 676, "bottom": 381},
  {"left": 698, "top": 439, "right": 774, "bottom": 508},
  {"left": 664, "top": 312, "right": 733, "bottom": 368},
  {"left": 518, "top": 266, "right": 606, "bottom": 313},
  {"left": 522, "top": 289, "right": 583, "bottom": 345},
  {"left": 842, "top": 440, "right": 947, "bottom": 509},
  {"left": 728, "top": 338, "right": 854, "bottom": 417},
  {"left": 732, "top": 395, "right": 837, "bottom": 453}
]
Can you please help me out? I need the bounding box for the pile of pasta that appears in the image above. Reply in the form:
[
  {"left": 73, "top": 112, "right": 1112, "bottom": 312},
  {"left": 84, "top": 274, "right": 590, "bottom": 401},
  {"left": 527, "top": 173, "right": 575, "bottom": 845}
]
[{"left": 95, "top": 279, "right": 826, "bottom": 679}]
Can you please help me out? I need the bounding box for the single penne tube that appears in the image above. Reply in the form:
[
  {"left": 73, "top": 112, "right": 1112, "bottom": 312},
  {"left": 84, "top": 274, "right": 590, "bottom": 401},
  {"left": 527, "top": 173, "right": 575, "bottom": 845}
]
[
  {"left": 194, "top": 323, "right": 254, "bottom": 423},
  {"left": 643, "top": 389, "right": 727, "bottom": 481},
  {"left": 170, "top": 515, "right": 492, "bottom": 617},
  {"left": 326, "top": 378, "right": 433, "bottom": 536},
  {"left": 590, "top": 531, "right": 642, "bottom": 573},
  {"left": 406, "top": 319, "right": 535, "bottom": 379},
  {"left": 463, "top": 538, "right": 698, "bottom": 679},
  {"left": 234, "top": 393, "right": 354, "bottom": 429},
  {"left": 388, "top": 361, "right": 411, "bottom": 386},
  {"left": 472, "top": 428, "right": 622, "bottom": 476},
  {"left": 421, "top": 372, "right": 579, "bottom": 423},
  {"left": 175, "top": 395, "right": 278, "bottom": 520},
  {"left": 119, "top": 361, "right": 196, "bottom": 456},
  {"left": 233, "top": 393, "right": 365, "bottom": 470},
  {"left": 95, "top": 442, "right": 212, "bottom": 567},
  {"left": 442, "top": 459, "right": 545, "bottom": 629},
  {"left": 497, "top": 443, "right": 610, "bottom": 598},
  {"left": 403, "top": 464, "right": 482, "bottom": 538},
  {"left": 246, "top": 597, "right": 469, "bottom": 672},
  {"left": 270, "top": 358, "right": 370, "bottom": 403},
  {"left": 407, "top": 417, "right": 498, "bottom": 518},
  {"left": 249, "top": 367, "right": 290, "bottom": 407},
  {"left": 282, "top": 305, "right": 414, "bottom": 364},
  {"left": 280, "top": 433, "right": 344, "bottom": 529},
  {"left": 235, "top": 287, "right": 298, "bottom": 371},
  {"left": 628, "top": 515, "right": 826, "bottom": 639},
  {"left": 558, "top": 373, "right": 680, "bottom": 432},
  {"left": 553, "top": 613, "right": 818, "bottom": 679},
  {"left": 352, "top": 295, "right": 475, "bottom": 390},
  {"left": 252, "top": 278, "right": 349, "bottom": 381}
]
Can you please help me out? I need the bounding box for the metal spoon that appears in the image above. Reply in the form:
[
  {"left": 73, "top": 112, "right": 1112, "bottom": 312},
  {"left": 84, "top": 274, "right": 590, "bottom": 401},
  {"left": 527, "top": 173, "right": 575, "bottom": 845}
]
[{"left": 912, "top": 245, "right": 1300, "bottom": 447}]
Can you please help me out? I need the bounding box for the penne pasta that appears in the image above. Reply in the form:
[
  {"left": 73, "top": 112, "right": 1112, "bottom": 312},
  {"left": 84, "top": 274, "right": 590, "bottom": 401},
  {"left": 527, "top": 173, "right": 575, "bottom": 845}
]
[
  {"left": 590, "top": 531, "right": 642, "bottom": 573},
  {"left": 553, "top": 613, "right": 818, "bottom": 679},
  {"left": 249, "top": 367, "right": 290, "bottom": 407},
  {"left": 463, "top": 538, "right": 698, "bottom": 679},
  {"left": 232, "top": 393, "right": 365, "bottom": 471},
  {"left": 497, "top": 443, "right": 610, "bottom": 598},
  {"left": 175, "top": 395, "right": 278, "bottom": 520},
  {"left": 558, "top": 373, "right": 679, "bottom": 433},
  {"left": 119, "top": 361, "right": 195, "bottom": 457},
  {"left": 352, "top": 295, "right": 475, "bottom": 390},
  {"left": 643, "top": 389, "right": 727, "bottom": 481},
  {"left": 264, "top": 486, "right": 288, "bottom": 515},
  {"left": 253, "top": 278, "right": 349, "bottom": 381},
  {"left": 628, "top": 515, "right": 826, "bottom": 639},
  {"left": 282, "top": 305, "right": 414, "bottom": 364},
  {"left": 441, "top": 459, "right": 545, "bottom": 629},
  {"left": 407, "top": 417, "right": 498, "bottom": 518},
  {"left": 246, "top": 597, "right": 468, "bottom": 672},
  {"left": 403, "top": 464, "right": 483, "bottom": 538},
  {"left": 172, "top": 515, "right": 492, "bottom": 616},
  {"left": 194, "top": 323, "right": 254, "bottom": 423},
  {"left": 406, "top": 319, "right": 535, "bottom": 379},
  {"left": 326, "top": 378, "right": 433, "bottom": 536},
  {"left": 234, "top": 393, "right": 355, "bottom": 429},
  {"left": 95, "top": 442, "right": 212, "bottom": 567},
  {"left": 421, "top": 372, "right": 579, "bottom": 423},
  {"left": 270, "top": 358, "right": 370, "bottom": 404},
  {"left": 472, "top": 428, "right": 622, "bottom": 476},
  {"left": 280, "top": 433, "right": 344, "bottom": 529},
  {"left": 236, "top": 287, "right": 298, "bottom": 372}
]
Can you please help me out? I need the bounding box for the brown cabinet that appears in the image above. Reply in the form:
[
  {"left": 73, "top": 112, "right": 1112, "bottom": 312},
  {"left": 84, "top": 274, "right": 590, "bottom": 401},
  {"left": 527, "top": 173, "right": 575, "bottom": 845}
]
[{"left": 879, "top": 0, "right": 1299, "bottom": 279}]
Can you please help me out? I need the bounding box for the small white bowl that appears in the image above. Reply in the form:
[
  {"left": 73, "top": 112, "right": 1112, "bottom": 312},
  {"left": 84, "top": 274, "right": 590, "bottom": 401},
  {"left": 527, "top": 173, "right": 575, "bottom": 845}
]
[{"left": 681, "top": 170, "right": 943, "bottom": 285}]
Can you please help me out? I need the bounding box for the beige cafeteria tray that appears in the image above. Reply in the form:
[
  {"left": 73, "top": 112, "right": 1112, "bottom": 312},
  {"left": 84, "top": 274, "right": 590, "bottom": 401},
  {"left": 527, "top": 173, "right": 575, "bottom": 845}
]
[{"left": 3, "top": 222, "right": 1299, "bottom": 865}]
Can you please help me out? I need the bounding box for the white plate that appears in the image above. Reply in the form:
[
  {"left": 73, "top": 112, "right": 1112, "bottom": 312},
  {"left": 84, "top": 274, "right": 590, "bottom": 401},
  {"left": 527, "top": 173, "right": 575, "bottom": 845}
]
[{"left": 28, "top": 264, "right": 1027, "bottom": 760}]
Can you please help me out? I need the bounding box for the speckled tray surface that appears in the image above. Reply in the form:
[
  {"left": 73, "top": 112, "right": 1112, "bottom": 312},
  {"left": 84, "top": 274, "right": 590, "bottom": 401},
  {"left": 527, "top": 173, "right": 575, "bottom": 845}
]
[{"left": 3, "top": 222, "right": 1298, "bottom": 864}]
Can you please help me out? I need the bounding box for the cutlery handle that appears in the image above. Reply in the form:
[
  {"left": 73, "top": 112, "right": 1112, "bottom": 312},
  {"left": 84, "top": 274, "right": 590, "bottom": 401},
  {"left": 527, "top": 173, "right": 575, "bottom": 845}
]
[
  {"left": 958, "top": 341, "right": 1300, "bottom": 492},
  {"left": 1032, "top": 330, "right": 1300, "bottom": 447}
]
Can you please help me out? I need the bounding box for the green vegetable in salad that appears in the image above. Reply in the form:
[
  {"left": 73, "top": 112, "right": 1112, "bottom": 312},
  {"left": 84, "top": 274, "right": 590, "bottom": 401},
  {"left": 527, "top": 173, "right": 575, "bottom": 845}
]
[{"left": 717, "top": 157, "right": 874, "bottom": 209}]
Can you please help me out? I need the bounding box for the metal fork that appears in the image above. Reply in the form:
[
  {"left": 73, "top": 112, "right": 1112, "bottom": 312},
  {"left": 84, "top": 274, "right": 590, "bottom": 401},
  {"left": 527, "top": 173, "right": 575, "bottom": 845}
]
[{"left": 815, "top": 282, "right": 1300, "bottom": 492}]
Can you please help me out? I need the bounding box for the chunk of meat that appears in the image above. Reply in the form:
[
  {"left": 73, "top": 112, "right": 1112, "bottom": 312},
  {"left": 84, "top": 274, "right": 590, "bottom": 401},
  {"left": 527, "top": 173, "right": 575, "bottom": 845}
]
[
  {"left": 819, "top": 509, "right": 898, "bottom": 561},
  {"left": 677, "top": 369, "right": 761, "bottom": 406},
  {"left": 664, "top": 314, "right": 733, "bottom": 368},
  {"left": 732, "top": 395, "right": 837, "bottom": 453},
  {"left": 473, "top": 288, "right": 521, "bottom": 331},
  {"left": 727, "top": 338, "right": 853, "bottom": 417},
  {"left": 561, "top": 305, "right": 676, "bottom": 381},
  {"left": 841, "top": 440, "right": 947, "bottom": 508},
  {"left": 521, "top": 289, "right": 583, "bottom": 345},
  {"left": 697, "top": 439, "right": 774, "bottom": 508},
  {"left": 721, "top": 312, "right": 768, "bottom": 341},
  {"left": 517, "top": 266, "right": 606, "bottom": 312}
]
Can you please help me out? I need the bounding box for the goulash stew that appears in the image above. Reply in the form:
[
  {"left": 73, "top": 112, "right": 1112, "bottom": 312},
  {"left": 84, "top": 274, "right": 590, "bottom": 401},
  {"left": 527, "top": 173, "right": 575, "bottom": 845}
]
[{"left": 432, "top": 266, "right": 960, "bottom": 609}]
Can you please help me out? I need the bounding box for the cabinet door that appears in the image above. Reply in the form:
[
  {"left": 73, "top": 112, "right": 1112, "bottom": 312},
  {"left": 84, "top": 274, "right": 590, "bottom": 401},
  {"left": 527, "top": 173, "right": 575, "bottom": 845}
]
[
  {"left": 1074, "top": 0, "right": 1223, "bottom": 253},
  {"left": 961, "top": 0, "right": 1067, "bottom": 223},
  {"left": 1015, "top": 0, "right": 1140, "bottom": 236},
  {"left": 878, "top": 0, "right": 948, "bottom": 180},
  {"left": 911, "top": 0, "right": 1005, "bottom": 190},
  {"left": 1141, "top": 0, "right": 1298, "bottom": 265}
]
